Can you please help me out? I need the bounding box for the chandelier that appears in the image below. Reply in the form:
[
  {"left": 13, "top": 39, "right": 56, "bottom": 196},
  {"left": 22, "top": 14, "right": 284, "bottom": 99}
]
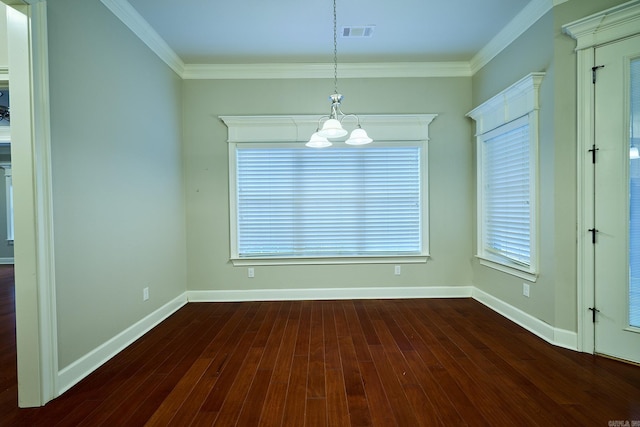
[
  {"left": 306, "top": 0, "right": 372, "bottom": 148},
  {"left": 0, "top": 106, "right": 8, "bottom": 123},
  {"left": 0, "top": 92, "right": 8, "bottom": 122}
]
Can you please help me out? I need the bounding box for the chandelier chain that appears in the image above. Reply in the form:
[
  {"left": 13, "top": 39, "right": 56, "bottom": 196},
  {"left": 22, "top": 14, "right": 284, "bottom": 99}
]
[{"left": 333, "top": 0, "right": 338, "bottom": 95}]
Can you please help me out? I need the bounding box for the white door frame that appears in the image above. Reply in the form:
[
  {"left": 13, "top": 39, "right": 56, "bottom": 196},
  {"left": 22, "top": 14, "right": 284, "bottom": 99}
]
[
  {"left": 563, "top": 0, "right": 640, "bottom": 354},
  {"left": 4, "top": 0, "right": 57, "bottom": 407}
]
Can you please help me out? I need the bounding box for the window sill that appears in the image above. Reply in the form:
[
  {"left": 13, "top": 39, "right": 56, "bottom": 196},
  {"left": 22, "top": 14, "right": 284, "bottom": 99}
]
[
  {"left": 231, "top": 255, "right": 430, "bottom": 266},
  {"left": 476, "top": 255, "right": 537, "bottom": 282}
]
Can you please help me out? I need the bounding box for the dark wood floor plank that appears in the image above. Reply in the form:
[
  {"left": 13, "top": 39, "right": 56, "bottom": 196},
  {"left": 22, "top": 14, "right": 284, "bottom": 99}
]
[
  {"left": 258, "top": 381, "right": 288, "bottom": 427},
  {"left": 443, "top": 302, "right": 596, "bottom": 426},
  {"left": 385, "top": 300, "right": 470, "bottom": 425},
  {"left": 353, "top": 300, "right": 381, "bottom": 346},
  {"left": 368, "top": 345, "right": 421, "bottom": 426},
  {"left": 89, "top": 307, "right": 222, "bottom": 425},
  {"left": 199, "top": 330, "right": 258, "bottom": 414},
  {"left": 281, "top": 354, "right": 308, "bottom": 426},
  {"left": 398, "top": 301, "right": 491, "bottom": 425},
  {"left": 341, "top": 301, "right": 373, "bottom": 363},
  {"left": 323, "top": 302, "right": 341, "bottom": 372},
  {"left": 107, "top": 373, "right": 169, "bottom": 427},
  {"left": 368, "top": 315, "right": 441, "bottom": 426},
  {"left": 357, "top": 360, "right": 398, "bottom": 427},
  {"left": 307, "top": 301, "right": 326, "bottom": 399},
  {"left": 306, "top": 396, "right": 327, "bottom": 427},
  {"left": 229, "top": 367, "right": 272, "bottom": 426},
  {"left": 161, "top": 304, "right": 261, "bottom": 425},
  {"left": 337, "top": 335, "right": 373, "bottom": 426},
  {"left": 2, "top": 269, "right": 640, "bottom": 427},
  {"left": 325, "top": 368, "right": 350, "bottom": 427},
  {"left": 258, "top": 303, "right": 301, "bottom": 427},
  {"left": 211, "top": 346, "right": 264, "bottom": 426},
  {"left": 411, "top": 301, "right": 531, "bottom": 426},
  {"left": 143, "top": 357, "right": 213, "bottom": 426},
  {"left": 294, "top": 300, "right": 312, "bottom": 357},
  {"left": 256, "top": 302, "right": 290, "bottom": 371}
]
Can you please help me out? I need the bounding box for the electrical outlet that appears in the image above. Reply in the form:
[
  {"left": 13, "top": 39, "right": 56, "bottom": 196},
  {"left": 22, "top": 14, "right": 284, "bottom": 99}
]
[
  {"left": 248, "top": 267, "right": 255, "bottom": 278},
  {"left": 394, "top": 265, "right": 401, "bottom": 275},
  {"left": 523, "top": 283, "right": 530, "bottom": 298},
  {"left": 143, "top": 287, "right": 149, "bottom": 301}
]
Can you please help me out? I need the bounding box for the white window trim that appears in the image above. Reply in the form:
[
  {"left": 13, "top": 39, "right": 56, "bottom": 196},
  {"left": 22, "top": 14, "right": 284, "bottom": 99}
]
[
  {"left": 0, "top": 163, "right": 12, "bottom": 243},
  {"left": 467, "top": 72, "right": 544, "bottom": 281},
  {"left": 221, "top": 114, "right": 437, "bottom": 266}
]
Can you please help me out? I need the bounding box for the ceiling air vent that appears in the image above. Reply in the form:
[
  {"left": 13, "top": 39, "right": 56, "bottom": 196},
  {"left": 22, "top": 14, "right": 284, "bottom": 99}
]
[{"left": 341, "top": 25, "right": 375, "bottom": 38}]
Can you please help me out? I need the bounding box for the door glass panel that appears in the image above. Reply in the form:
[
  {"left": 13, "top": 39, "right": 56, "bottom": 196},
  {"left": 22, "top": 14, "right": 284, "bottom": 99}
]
[{"left": 630, "top": 58, "right": 640, "bottom": 328}]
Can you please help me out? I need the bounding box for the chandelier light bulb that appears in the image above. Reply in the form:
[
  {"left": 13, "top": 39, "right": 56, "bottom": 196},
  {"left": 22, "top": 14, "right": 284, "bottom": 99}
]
[
  {"left": 306, "top": 132, "right": 333, "bottom": 148},
  {"left": 318, "top": 118, "right": 348, "bottom": 138},
  {"left": 345, "top": 127, "right": 373, "bottom": 145}
]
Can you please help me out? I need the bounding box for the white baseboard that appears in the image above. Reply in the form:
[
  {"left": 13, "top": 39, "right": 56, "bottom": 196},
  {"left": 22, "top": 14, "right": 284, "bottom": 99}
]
[
  {"left": 187, "top": 285, "right": 474, "bottom": 302},
  {"left": 0, "top": 257, "right": 14, "bottom": 264},
  {"left": 472, "top": 288, "right": 578, "bottom": 351},
  {"left": 55, "top": 285, "right": 579, "bottom": 399},
  {"left": 57, "top": 293, "right": 188, "bottom": 395}
]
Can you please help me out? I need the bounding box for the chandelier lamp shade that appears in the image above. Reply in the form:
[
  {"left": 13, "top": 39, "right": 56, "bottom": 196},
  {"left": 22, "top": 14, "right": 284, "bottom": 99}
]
[{"left": 306, "top": 0, "right": 373, "bottom": 148}]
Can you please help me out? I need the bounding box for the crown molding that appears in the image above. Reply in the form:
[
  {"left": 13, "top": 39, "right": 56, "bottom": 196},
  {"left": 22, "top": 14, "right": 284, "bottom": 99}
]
[
  {"left": 103, "top": 0, "right": 562, "bottom": 80},
  {"left": 182, "top": 61, "right": 472, "bottom": 80},
  {"left": 562, "top": 0, "right": 640, "bottom": 50},
  {"left": 99, "top": 0, "right": 185, "bottom": 77},
  {"left": 101, "top": 0, "right": 471, "bottom": 80},
  {"left": 470, "top": 0, "right": 556, "bottom": 75}
]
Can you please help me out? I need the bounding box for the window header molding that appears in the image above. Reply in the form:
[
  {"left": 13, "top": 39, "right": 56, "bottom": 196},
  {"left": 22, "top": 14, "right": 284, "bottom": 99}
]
[
  {"left": 466, "top": 72, "right": 545, "bottom": 135},
  {"left": 562, "top": 0, "right": 640, "bottom": 50},
  {"left": 220, "top": 114, "right": 437, "bottom": 143}
]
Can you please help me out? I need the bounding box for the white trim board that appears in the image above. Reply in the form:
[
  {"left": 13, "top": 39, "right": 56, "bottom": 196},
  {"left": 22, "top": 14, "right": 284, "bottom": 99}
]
[
  {"left": 470, "top": 0, "right": 558, "bottom": 74},
  {"left": 182, "top": 62, "right": 473, "bottom": 80},
  {"left": 56, "top": 285, "right": 578, "bottom": 399},
  {"left": 187, "top": 286, "right": 473, "bottom": 303},
  {"left": 102, "top": 0, "right": 560, "bottom": 79},
  {"left": 472, "top": 288, "right": 577, "bottom": 350},
  {"left": 0, "top": 257, "right": 14, "bottom": 264},
  {"left": 189, "top": 286, "right": 577, "bottom": 351},
  {"left": 562, "top": 0, "right": 640, "bottom": 355},
  {"left": 56, "top": 293, "right": 187, "bottom": 396},
  {"left": 99, "top": 0, "right": 184, "bottom": 77}
]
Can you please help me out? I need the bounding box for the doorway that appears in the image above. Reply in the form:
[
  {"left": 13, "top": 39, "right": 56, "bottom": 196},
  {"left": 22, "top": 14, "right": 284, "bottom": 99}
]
[
  {"left": 564, "top": 0, "right": 640, "bottom": 362},
  {"left": 3, "top": 0, "right": 57, "bottom": 407},
  {"left": 592, "top": 34, "right": 640, "bottom": 364}
]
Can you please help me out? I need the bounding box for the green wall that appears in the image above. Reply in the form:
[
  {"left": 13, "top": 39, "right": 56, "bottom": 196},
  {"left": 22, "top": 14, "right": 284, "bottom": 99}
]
[
  {"left": 37, "top": 0, "right": 637, "bottom": 374},
  {"left": 471, "top": 0, "right": 630, "bottom": 332},
  {"left": 0, "top": 4, "right": 7, "bottom": 69},
  {"left": 183, "top": 77, "right": 474, "bottom": 293},
  {"left": 47, "top": 0, "right": 187, "bottom": 369}
]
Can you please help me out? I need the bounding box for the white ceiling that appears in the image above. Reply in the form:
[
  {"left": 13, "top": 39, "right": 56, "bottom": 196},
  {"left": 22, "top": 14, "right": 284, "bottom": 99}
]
[{"left": 126, "top": 0, "right": 534, "bottom": 65}]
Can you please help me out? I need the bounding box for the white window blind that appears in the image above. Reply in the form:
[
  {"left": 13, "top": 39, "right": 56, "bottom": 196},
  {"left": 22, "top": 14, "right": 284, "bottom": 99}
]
[
  {"left": 482, "top": 117, "right": 531, "bottom": 267},
  {"left": 235, "top": 145, "right": 422, "bottom": 258}
]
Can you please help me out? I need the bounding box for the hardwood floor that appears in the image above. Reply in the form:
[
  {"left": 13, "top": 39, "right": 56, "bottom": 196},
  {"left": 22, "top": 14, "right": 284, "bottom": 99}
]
[{"left": 1, "top": 265, "right": 640, "bottom": 426}]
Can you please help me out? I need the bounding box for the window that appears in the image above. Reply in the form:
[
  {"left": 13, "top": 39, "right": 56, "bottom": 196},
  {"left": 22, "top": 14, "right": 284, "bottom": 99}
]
[
  {"left": 222, "top": 114, "right": 436, "bottom": 265},
  {"left": 467, "top": 73, "right": 544, "bottom": 280},
  {"left": 0, "top": 164, "right": 12, "bottom": 242},
  {"left": 481, "top": 116, "right": 531, "bottom": 267}
]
